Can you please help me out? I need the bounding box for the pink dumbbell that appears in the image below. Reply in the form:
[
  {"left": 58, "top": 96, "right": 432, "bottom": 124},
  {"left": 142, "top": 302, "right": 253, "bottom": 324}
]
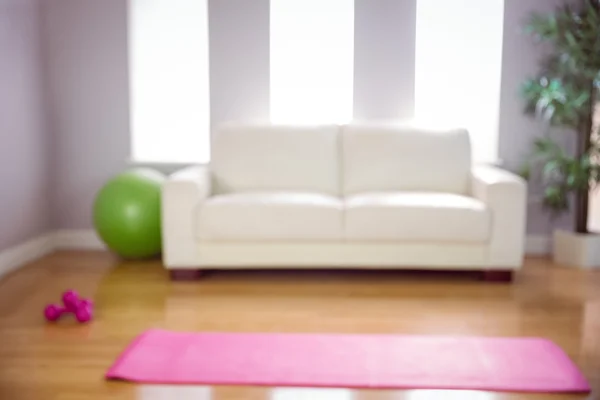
[
  {"left": 44, "top": 290, "right": 94, "bottom": 323},
  {"left": 62, "top": 290, "right": 88, "bottom": 310},
  {"left": 74, "top": 301, "right": 93, "bottom": 323},
  {"left": 44, "top": 304, "right": 67, "bottom": 321}
]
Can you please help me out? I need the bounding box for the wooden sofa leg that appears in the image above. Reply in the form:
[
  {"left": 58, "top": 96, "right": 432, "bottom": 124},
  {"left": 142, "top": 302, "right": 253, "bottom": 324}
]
[
  {"left": 169, "top": 269, "right": 204, "bottom": 281},
  {"left": 482, "top": 270, "right": 513, "bottom": 283}
]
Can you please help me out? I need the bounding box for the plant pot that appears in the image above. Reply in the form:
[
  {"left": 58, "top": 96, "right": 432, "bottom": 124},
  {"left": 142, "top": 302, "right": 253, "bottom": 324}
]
[{"left": 553, "top": 229, "right": 600, "bottom": 268}]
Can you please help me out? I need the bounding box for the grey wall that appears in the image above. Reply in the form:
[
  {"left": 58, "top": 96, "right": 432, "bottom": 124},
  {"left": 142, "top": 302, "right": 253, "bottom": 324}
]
[
  {"left": 41, "top": 0, "right": 130, "bottom": 230},
  {"left": 40, "top": 0, "right": 564, "bottom": 234},
  {"left": 0, "top": 0, "right": 51, "bottom": 250},
  {"left": 208, "top": 0, "right": 270, "bottom": 127},
  {"left": 354, "top": 0, "right": 416, "bottom": 120}
]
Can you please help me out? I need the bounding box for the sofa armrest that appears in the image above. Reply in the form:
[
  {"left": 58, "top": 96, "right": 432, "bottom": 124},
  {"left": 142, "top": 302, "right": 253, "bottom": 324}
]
[
  {"left": 162, "top": 166, "right": 211, "bottom": 267},
  {"left": 471, "top": 165, "right": 527, "bottom": 268}
]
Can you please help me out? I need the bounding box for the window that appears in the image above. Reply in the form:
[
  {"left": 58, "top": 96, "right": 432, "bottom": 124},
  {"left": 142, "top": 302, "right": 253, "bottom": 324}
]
[
  {"left": 270, "top": 0, "right": 354, "bottom": 124},
  {"left": 129, "top": 0, "right": 210, "bottom": 163},
  {"left": 415, "top": 0, "right": 504, "bottom": 163}
]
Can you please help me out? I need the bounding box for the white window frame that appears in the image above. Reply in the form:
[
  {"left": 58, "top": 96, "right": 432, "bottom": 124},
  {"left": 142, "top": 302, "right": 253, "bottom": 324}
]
[
  {"left": 128, "top": 0, "right": 211, "bottom": 164},
  {"left": 270, "top": 0, "right": 354, "bottom": 124},
  {"left": 415, "top": 0, "right": 505, "bottom": 164}
]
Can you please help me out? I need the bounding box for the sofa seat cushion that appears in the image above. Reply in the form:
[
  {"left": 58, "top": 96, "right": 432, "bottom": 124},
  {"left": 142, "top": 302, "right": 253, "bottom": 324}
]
[
  {"left": 196, "top": 192, "right": 343, "bottom": 241},
  {"left": 345, "top": 192, "right": 491, "bottom": 243}
]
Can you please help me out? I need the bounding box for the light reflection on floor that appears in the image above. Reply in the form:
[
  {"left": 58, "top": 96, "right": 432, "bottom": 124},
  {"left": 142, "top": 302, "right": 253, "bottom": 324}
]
[
  {"left": 135, "top": 385, "right": 498, "bottom": 400},
  {"left": 405, "top": 390, "right": 495, "bottom": 400},
  {"left": 137, "top": 385, "right": 212, "bottom": 399}
]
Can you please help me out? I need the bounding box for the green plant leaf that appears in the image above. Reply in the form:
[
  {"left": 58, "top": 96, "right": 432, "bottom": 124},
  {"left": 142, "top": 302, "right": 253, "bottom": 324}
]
[
  {"left": 543, "top": 159, "right": 563, "bottom": 181},
  {"left": 533, "top": 137, "right": 561, "bottom": 156},
  {"left": 567, "top": 174, "right": 576, "bottom": 187},
  {"left": 519, "top": 163, "right": 532, "bottom": 180},
  {"left": 572, "top": 91, "right": 590, "bottom": 108},
  {"left": 521, "top": 0, "right": 600, "bottom": 222},
  {"left": 543, "top": 185, "right": 569, "bottom": 212}
]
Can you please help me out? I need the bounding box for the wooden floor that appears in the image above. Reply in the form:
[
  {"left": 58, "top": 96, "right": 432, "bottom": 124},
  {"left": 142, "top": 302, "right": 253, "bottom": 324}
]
[{"left": 0, "top": 252, "right": 598, "bottom": 400}]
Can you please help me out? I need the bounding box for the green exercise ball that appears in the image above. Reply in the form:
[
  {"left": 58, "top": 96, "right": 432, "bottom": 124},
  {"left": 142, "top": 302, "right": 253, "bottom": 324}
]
[{"left": 93, "top": 168, "right": 166, "bottom": 259}]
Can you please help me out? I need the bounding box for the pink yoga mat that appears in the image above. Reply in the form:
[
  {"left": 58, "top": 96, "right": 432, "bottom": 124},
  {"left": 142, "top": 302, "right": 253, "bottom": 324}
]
[{"left": 106, "top": 329, "right": 590, "bottom": 393}]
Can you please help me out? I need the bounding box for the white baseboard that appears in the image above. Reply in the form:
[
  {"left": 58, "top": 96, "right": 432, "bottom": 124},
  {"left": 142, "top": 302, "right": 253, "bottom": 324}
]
[
  {"left": 53, "top": 229, "right": 105, "bottom": 250},
  {"left": 525, "top": 235, "right": 551, "bottom": 256},
  {"left": 50, "top": 230, "right": 552, "bottom": 256},
  {"left": 0, "top": 233, "right": 55, "bottom": 279},
  {"left": 0, "top": 230, "right": 552, "bottom": 280},
  {"left": 0, "top": 230, "right": 106, "bottom": 280}
]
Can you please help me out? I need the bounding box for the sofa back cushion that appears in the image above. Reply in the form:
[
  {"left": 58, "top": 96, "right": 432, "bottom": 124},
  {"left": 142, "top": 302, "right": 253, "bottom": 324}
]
[
  {"left": 211, "top": 123, "right": 341, "bottom": 195},
  {"left": 342, "top": 124, "right": 471, "bottom": 195}
]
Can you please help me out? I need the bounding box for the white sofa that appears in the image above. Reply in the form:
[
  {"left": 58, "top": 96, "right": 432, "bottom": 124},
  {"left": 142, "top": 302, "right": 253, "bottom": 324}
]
[{"left": 162, "top": 123, "right": 527, "bottom": 280}]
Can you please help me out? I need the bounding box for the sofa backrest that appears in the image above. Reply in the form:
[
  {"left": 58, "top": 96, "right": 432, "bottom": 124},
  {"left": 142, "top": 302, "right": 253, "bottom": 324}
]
[
  {"left": 342, "top": 124, "right": 471, "bottom": 195},
  {"left": 211, "top": 123, "right": 341, "bottom": 195}
]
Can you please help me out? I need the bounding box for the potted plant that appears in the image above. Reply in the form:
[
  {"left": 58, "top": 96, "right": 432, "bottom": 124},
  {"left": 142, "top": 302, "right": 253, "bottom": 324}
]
[{"left": 520, "top": 0, "right": 600, "bottom": 267}]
